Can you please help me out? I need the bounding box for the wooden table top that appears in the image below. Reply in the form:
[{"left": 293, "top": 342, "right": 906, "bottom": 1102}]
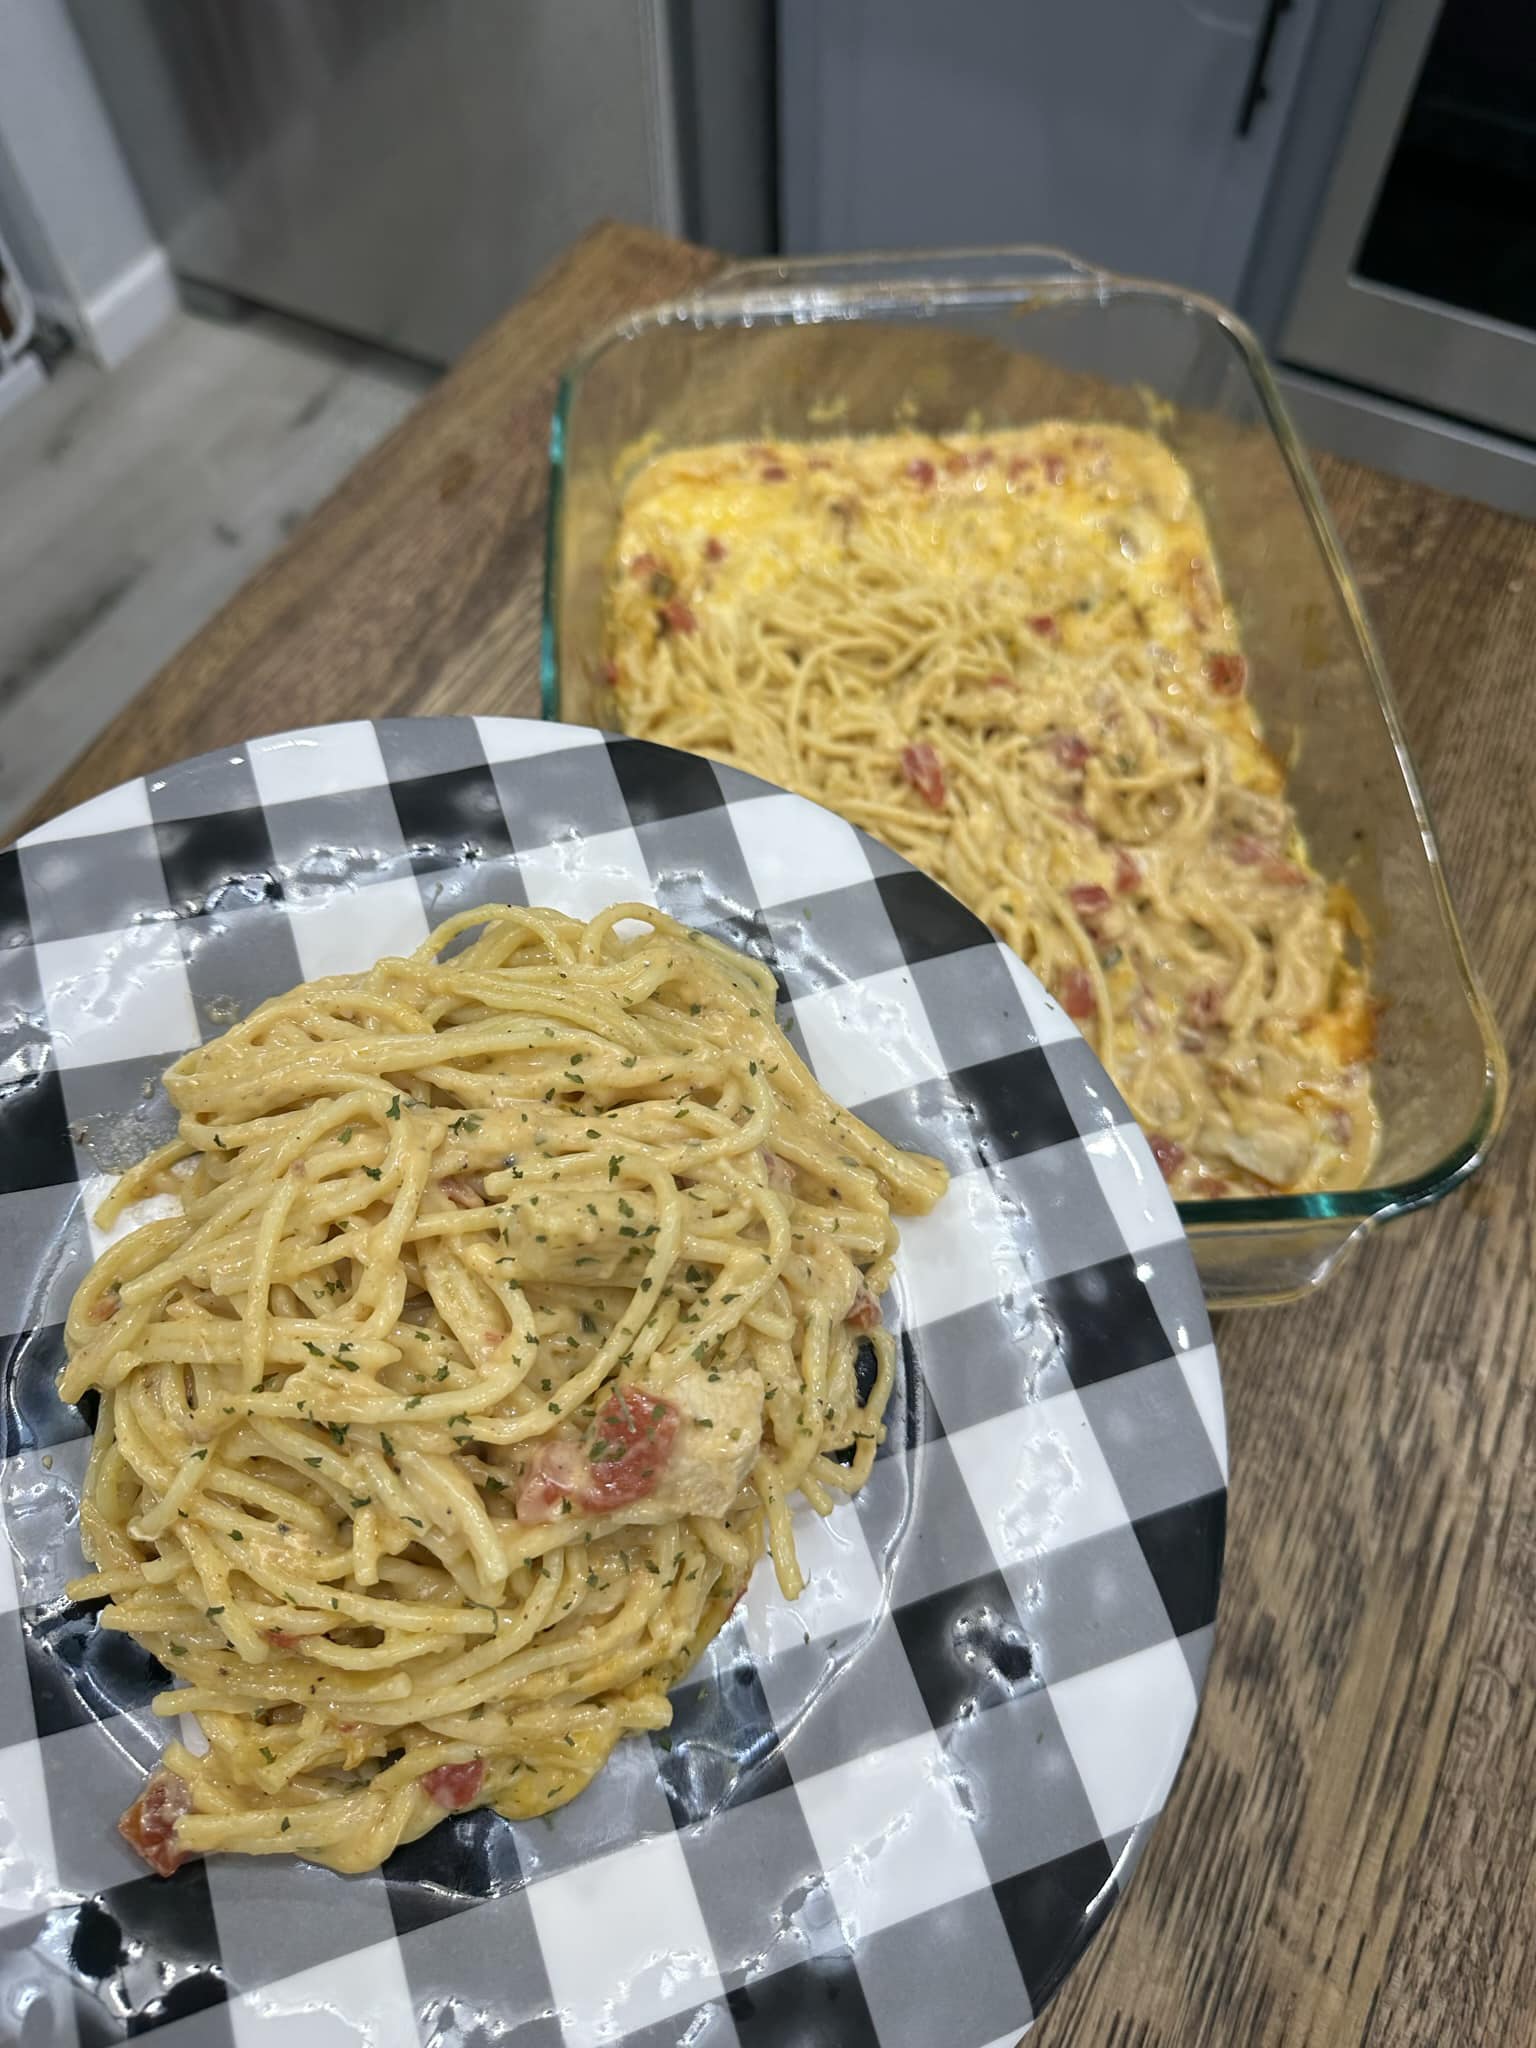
[{"left": 23, "top": 223, "right": 1536, "bottom": 2047}]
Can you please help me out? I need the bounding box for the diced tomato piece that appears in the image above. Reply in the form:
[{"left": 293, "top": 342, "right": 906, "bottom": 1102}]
[
  {"left": 1028, "top": 614, "right": 1057, "bottom": 638},
  {"left": 1204, "top": 651, "right": 1247, "bottom": 695},
  {"left": 660, "top": 598, "right": 697, "bottom": 635},
  {"left": 1068, "top": 883, "right": 1111, "bottom": 918},
  {"left": 901, "top": 742, "right": 947, "bottom": 808},
  {"left": 422, "top": 1758, "right": 486, "bottom": 1810},
  {"left": 1114, "top": 850, "right": 1141, "bottom": 894},
  {"left": 986, "top": 672, "right": 1014, "bottom": 690},
  {"left": 703, "top": 537, "right": 727, "bottom": 562},
  {"left": 973, "top": 445, "right": 997, "bottom": 466},
  {"left": 761, "top": 464, "right": 788, "bottom": 482},
  {"left": 1191, "top": 1175, "right": 1230, "bottom": 1198},
  {"left": 1186, "top": 985, "right": 1224, "bottom": 1028},
  {"left": 119, "top": 1769, "right": 193, "bottom": 1877},
  {"left": 905, "top": 458, "right": 937, "bottom": 487},
  {"left": 1055, "top": 967, "right": 1096, "bottom": 1020},
  {"left": 1007, "top": 455, "right": 1036, "bottom": 481},
  {"left": 943, "top": 451, "right": 970, "bottom": 475},
  {"left": 627, "top": 553, "right": 660, "bottom": 579},
  {"left": 602, "top": 658, "right": 622, "bottom": 689},
  {"left": 1148, "top": 1135, "right": 1185, "bottom": 1183},
  {"left": 576, "top": 1387, "right": 679, "bottom": 1512},
  {"left": 1230, "top": 834, "right": 1304, "bottom": 885},
  {"left": 1043, "top": 453, "right": 1067, "bottom": 485},
  {"left": 846, "top": 1281, "right": 882, "bottom": 1332},
  {"left": 1050, "top": 732, "right": 1091, "bottom": 772},
  {"left": 265, "top": 1629, "right": 301, "bottom": 1650}
]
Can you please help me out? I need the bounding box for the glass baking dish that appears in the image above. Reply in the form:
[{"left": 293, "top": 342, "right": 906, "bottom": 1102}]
[{"left": 541, "top": 248, "right": 1506, "bottom": 1308}]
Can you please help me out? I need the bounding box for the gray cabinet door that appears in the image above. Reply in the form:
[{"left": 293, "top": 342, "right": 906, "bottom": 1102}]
[{"left": 779, "top": 0, "right": 1320, "bottom": 303}]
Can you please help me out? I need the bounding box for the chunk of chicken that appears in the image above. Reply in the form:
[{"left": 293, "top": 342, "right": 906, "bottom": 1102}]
[
  {"left": 782, "top": 1238, "right": 863, "bottom": 1324},
  {"left": 516, "top": 1370, "right": 766, "bottom": 1526},
  {"left": 1211, "top": 1103, "right": 1313, "bottom": 1189},
  {"left": 648, "top": 1367, "right": 765, "bottom": 1518}
]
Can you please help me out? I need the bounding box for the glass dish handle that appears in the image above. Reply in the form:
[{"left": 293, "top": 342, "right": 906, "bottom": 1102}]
[
  {"left": 702, "top": 246, "right": 1105, "bottom": 292},
  {"left": 689, "top": 245, "right": 1110, "bottom": 316}
]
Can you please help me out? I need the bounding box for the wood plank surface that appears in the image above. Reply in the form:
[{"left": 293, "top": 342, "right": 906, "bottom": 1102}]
[
  {"left": 19, "top": 221, "right": 1536, "bottom": 2047},
  {"left": 1042, "top": 458, "right": 1536, "bottom": 2048}
]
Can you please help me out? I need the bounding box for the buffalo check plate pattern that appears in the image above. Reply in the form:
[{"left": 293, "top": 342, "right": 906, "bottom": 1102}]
[{"left": 0, "top": 718, "right": 1225, "bottom": 2046}]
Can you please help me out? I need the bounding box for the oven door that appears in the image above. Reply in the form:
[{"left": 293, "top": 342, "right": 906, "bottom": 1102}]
[{"left": 1280, "top": 0, "right": 1535, "bottom": 447}]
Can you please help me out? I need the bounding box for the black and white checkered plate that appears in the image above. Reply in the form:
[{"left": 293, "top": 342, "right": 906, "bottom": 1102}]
[{"left": 0, "top": 718, "right": 1225, "bottom": 2047}]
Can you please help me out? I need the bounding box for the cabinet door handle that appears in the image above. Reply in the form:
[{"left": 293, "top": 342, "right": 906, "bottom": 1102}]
[{"left": 1235, "top": 0, "right": 1294, "bottom": 137}]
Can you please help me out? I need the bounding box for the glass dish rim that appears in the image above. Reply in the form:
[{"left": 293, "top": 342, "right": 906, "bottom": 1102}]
[{"left": 539, "top": 245, "right": 1508, "bottom": 1238}]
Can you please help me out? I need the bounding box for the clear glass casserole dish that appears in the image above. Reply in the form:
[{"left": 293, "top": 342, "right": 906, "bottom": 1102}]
[{"left": 541, "top": 248, "right": 1506, "bottom": 1308}]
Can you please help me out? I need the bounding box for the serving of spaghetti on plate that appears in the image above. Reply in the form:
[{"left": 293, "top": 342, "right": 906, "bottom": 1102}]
[
  {"left": 0, "top": 718, "right": 1224, "bottom": 2045},
  {"left": 65, "top": 902, "right": 946, "bottom": 1875}
]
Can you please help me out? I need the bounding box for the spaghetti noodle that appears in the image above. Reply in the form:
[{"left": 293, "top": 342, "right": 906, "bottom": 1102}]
[
  {"left": 61, "top": 903, "right": 945, "bottom": 1874},
  {"left": 605, "top": 424, "right": 1377, "bottom": 1198}
]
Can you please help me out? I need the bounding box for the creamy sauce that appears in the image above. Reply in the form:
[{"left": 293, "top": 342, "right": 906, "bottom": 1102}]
[{"left": 604, "top": 425, "right": 1377, "bottom": 1198}]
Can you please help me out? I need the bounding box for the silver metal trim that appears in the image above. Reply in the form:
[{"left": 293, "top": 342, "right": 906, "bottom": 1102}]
[
  {"left": 1279, "top": 0, "right": 1536, "bottom": 443},
  {"left": 641, "top": 0, "right": 686, "bottom": 239},
  {"left": 1278, "top": 367, "right": 1536, "bottom": 518}
]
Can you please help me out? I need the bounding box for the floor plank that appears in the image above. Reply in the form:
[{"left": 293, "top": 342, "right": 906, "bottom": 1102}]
[{"left": 0, "top": 307, "right": 433, "bottom": 835}]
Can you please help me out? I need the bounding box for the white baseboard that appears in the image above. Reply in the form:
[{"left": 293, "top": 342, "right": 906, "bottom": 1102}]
[{"left": 76, "top": 245, "right": 177, "bottom": 369}]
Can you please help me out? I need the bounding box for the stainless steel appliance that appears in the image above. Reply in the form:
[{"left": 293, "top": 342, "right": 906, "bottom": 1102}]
[
  {"left": 65, "top": 0, "right": 775, "bottom": 365},
  {"left": 1278, "top": 0, "right": 1535, "bottom": 510}
]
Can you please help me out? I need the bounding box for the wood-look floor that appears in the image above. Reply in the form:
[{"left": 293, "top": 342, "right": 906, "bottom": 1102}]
[{"left": 0, "top": 306, "right": 433, "bottom": 838}]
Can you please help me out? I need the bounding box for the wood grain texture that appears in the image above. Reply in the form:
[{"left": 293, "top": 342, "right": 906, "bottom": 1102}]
[
  {"left": 1041, "top": 465, "right": 1536, "bottom": 2048},
  {"left": 19, "top": 222, "right": 1536, "bottom": 2047}
]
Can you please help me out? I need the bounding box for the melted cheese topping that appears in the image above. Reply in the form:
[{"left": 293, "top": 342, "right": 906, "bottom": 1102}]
[{"left": 603, "top": 425, "right": 1378, "bottom": 1199}]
